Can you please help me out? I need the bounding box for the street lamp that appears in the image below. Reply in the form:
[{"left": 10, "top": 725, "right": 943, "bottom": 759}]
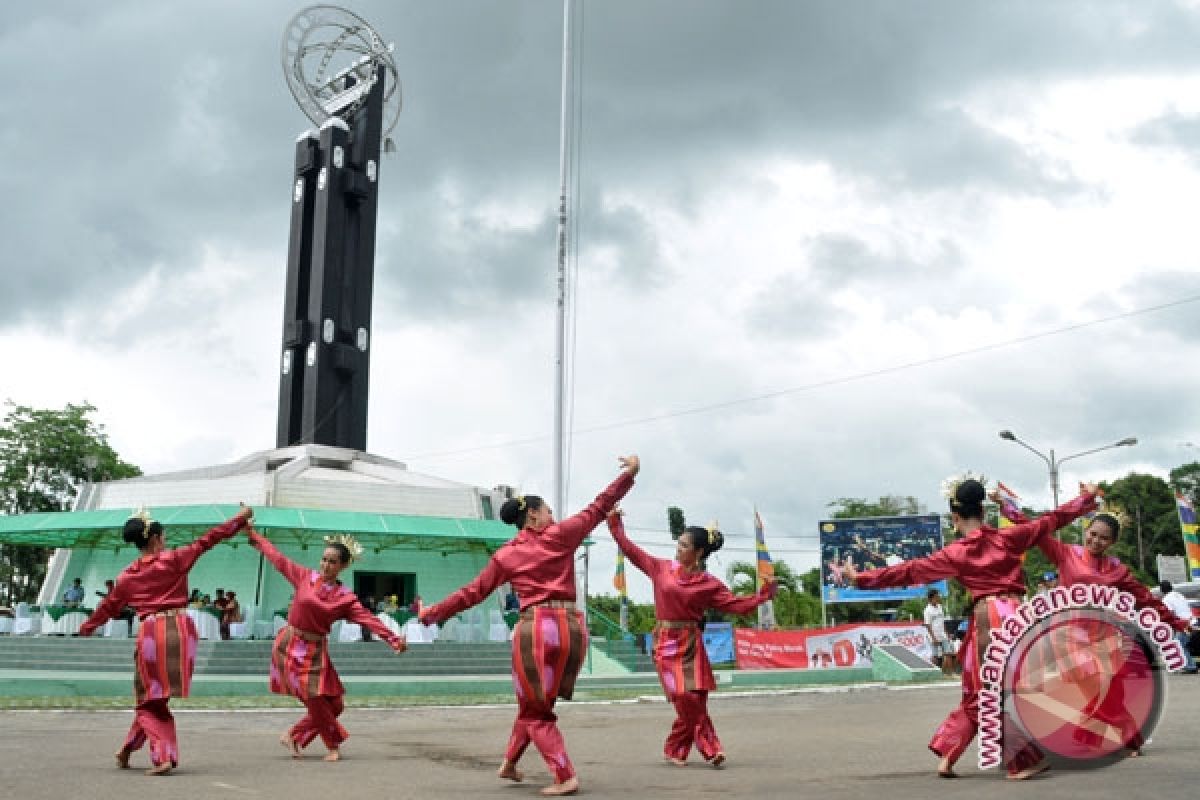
[{"left": 998, "top": 429, "right": 1137, "bottom": 508}]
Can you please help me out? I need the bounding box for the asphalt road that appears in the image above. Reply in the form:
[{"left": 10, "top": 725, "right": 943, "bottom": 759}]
[{"left": 1, "top": 676, "right": 1195, "bottom": 799}]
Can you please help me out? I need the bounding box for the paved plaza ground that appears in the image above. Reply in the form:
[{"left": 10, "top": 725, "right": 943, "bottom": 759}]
[{"left": 0, "top": 676, "right": 1195, "bottom": 799}]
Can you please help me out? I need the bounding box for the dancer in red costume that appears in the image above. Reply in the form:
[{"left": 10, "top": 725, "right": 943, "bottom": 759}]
[
  {"left": 996, "top": 496, "right": 1191, "bottom": 756},
  {"left": 607, "top": 510, "right": 776, "bottom": 767},
  {"left": 249, "top": 529, "right": 406, "bottom": 762},
  {"left": 420, "top": 455, "right": 640, "bottom": 797},
  {"left": 843, "top": 477, "right": 1099, "bottom": 779},
  {"left": 81, "top": 505, "right": 254, "bottom": 775}
]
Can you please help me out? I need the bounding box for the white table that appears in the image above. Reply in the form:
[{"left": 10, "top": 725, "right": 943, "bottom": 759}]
[
  {"left": 185, "top": 609, "right": 221, "bottom": 640},
  {"left": 42, "top": 610, "right": 87, "bottom": 635}
]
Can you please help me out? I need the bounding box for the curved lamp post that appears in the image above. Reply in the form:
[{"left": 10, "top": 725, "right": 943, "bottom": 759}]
[{"left": 998, "top": 429, "right": 1137, "bottom": 509}]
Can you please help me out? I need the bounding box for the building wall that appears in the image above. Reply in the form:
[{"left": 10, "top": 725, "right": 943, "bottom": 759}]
[{"left": 60, "top": 538, "right": 501, "bottom": 620}]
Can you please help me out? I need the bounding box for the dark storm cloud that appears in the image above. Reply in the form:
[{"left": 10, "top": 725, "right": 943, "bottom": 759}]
[{"left": 5, "top": 0, "right": 1200, "bottom": 326}]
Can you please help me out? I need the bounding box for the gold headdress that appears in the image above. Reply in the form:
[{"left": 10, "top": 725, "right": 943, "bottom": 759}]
[
  {"left": 1093, "top": 500, "right": 1133, "bottom": 532},
  {"left": 515, "top": 495, "right": 527, "bottom": 511},
  {"left": 941, "top": 471, "right": 987, "bottom": 510},
  {"left": 705, "top": 520, "right": 724, "bottom": 550},
  {"left": 324, "top": 533, "right": 364, "bottom": 563},
  {"left": 131, "top": 506, "right": 155, "bottom": 528}
]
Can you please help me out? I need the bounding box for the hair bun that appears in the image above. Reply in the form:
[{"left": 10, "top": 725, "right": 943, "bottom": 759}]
[
  {"left": 499, "top": 499, "right": 522, "bottom": 526},
  {"left": 956, "top": 479, "right": 986, "bottom": 504},
  {"left": 122, "top": 518, "right": 146, "bottom": 544},
  {"left": 708, "top": 529, "right": 725, "bottom": 554}
]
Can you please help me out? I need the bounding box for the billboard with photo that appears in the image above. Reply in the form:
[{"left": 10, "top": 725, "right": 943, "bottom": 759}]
[{"left": 819, "top": 514, "right": 948, "bottom": 603}]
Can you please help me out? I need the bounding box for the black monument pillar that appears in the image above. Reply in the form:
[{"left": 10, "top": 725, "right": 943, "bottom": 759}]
[{"left": 277, "top": 68, "right": 385, "bottom": 451}]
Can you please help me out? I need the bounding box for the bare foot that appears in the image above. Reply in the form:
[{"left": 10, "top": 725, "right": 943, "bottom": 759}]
[
  {"left": 279, "top": 732, "right": 302, "bottom": 759},
  {"left": 1129, "top": 749, "right": 1143, "bottom": 758},
  {"left": 1007, "top": 759, "right": 1050, "bottom": 781},
  {"left": 664, "top": 756, "right": 688, "bottom": 767},
  {"left": 711, "top": 752, "right": 726, "bottom": 769},
  {"left": 114, "top": 749, "right": 131, "bottom": 769},
  {"left": 540, "top": 776, "right": 579, "bottom": 796},
  {"left": 323, "top": 749, "right": 341, "bottom": 762},
  {"left": 144, "top": 762, "right": 172, "bottom": 776},
  {"left": 937, "top": 755, "right": 957, "bottom": 778},
  {"left": 497, "top": 760, "right": 524, "bottom": 782}
]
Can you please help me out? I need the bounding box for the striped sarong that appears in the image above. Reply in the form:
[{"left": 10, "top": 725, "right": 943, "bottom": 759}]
[
  {"left": 653, "top": 621, "right": 714, "bottom": 697},
  {"left": 270, "top": 625, "right": 343, "bottom": 700},
  {"left": 512, "top": 606, "right": 587, "bottom": 706},
  {"left": 133, "top": 610, "right": 197, "bottom": 705}
]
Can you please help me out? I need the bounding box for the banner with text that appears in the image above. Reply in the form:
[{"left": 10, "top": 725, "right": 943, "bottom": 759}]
[{"left": 734, "top": 622, "right": 934, "bottom": 669}]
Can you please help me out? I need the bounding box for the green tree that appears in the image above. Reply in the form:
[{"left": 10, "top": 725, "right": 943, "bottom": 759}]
[
  {"left": 1170, "top": 461, "right": 1200, "bottom": 508},
  {"left": 1100, "top": 472, "right": 1180, "bottom": 583},
  {"left": 724, "top": 559, "right": 822, "bottom": 627},
  {"left": 826, "top": 495, "right": 921, "bottom": 519},
  {"left": 666, "top": 506, "right": 686, "bottom": 540},
  {"left": 0, "top": 402, "right": 141, "bottom": 604}
]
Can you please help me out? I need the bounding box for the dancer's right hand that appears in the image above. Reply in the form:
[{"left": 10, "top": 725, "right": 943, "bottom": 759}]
[
  {"left": 620, "top": 454, "right": 640, "bottom": 477},
  {"left": 236, "top": 503, "right": 254, "bottom": 523},
  {"left": 1080, "top": 482, "right": 1100, "bottom": 497}
]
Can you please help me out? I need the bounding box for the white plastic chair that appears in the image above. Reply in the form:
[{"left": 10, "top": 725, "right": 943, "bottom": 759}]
[
  {"left": 338, "top": 622, "right": 363, "bottom": 642},
  {"left": 465, "top": 608, "right": 485, "bottom": 642},
  {"left": 403, "top": 618, "right": 435, "bottom": 643},
  {"left": 439, "top": 616, "right": 461, "bottom": 642},
  {"left": 0, "top": 616, "right": 13, "bottom": 634},
  {"left": 488, "top": 609, "right": 509, "bottom": 642},
  {"left": 103, "top": 619, "right": 130, "bottom": 638},
  {"left": 229, "top": 605, "right": 252, "bottom": 640},
  {"left": 13, "top": 602, "right": 40, "bottom": 635}
]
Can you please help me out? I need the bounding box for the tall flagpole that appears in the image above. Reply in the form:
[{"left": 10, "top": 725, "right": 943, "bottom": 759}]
[{"left": 554, "top": 0, "right": 572, "bottom": 533}]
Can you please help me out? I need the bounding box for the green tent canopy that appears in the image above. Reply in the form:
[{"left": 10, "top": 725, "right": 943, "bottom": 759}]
[{"left": 0, "top": 504, "right": 514, "bottom": 554}]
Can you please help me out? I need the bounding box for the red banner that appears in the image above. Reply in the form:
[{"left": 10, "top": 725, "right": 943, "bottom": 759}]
[{"left": 734, "top": 622, "right": 933, "bottom": 670}]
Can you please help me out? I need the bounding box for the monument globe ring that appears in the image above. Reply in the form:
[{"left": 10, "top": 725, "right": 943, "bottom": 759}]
[{"left": 282, "top": 5, "right": 401, "bottom": 136}]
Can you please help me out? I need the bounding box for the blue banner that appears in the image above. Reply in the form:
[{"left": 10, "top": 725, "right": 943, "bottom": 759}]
[
  {"left": 702, "top": 622, "right": 735, "bottom": 664},
  {"left": 819, "top": 514, "right": 948, "bottom": 603}
]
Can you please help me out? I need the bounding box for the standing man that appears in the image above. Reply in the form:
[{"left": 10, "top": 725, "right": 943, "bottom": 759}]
[
  {"left": 1159, "top": 581, "right": 1198, "bottom": 674},
  {"left": 923, "top": 588, "right": 952, "bottom": 675},
  {"left": 62, "top": 578, "right": 85, "bottom": 607}
]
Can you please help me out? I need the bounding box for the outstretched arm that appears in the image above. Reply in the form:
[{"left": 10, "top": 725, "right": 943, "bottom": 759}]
[
  {"left": 80, "top": 581, "right": 130, "bottom": 636},
  {"left": 1115, "top": 571, "right": 1193, "bottom": 633},
  {"left": 248, "top": 528, "right": 310, "bottom": 588},
  {"left": 1013, "top": 485, "right": 1100, "bottom": 554},
  {"left": 419, "top": 558, "right": 506, "bottom": 625},
  {"left": 175, "top": 506, "right": 253, "bottom": 571},
  {"left": 606, "top": 510, "right": 660, "bottom": 577},
  {"left": 710, "top": 579, "right": 778, "bottom": 616},
  {"left": 346, "top": 600, "right": 407, "bottom": 652},
  {"left": 546, "top": 456, "right": 639, "bottom": 552}
]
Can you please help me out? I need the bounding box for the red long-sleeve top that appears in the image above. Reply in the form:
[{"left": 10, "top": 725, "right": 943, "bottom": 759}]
[
  {"left": 421, "top": 470, "right": 635, "bottom": 624},
  {"left": 999, "top": 505, "right": 1191, "bottom": 633},
  {"left": 81, "top": 515, "right": 248, "bottom": 635},
  {"left": 249, "top": 530, "right": 403, "bottom": 648},
  {"left": 854, "top": 493, "right": 1098, "bottom": 601},
  {"left": 607, "top": 514, "right": 770, "bottom": 620}
]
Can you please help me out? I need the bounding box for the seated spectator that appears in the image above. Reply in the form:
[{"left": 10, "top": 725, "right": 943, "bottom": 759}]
[
  {"left": 220, "top": 591, "right": 242, "bottom": 639},
  {"left": 188, "top": 588, "right": 203, "bottom": 607},
  {"left": 62, "top": 578, "right": 85, "bottom": 607},
  {"left": 409, "top": 594, "right": 423, "bottom": 614},
  {"left": 213, "top": 588, "right": 229, "bottom": 613}
]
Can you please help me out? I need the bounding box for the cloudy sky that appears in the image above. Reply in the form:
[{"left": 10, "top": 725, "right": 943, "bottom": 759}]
[{"left": 3, "top": 1, "right": 1199, "bottom": 602}]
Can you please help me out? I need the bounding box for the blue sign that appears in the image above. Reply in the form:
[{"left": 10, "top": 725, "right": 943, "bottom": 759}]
[
  {"left": 702, "top": 622, "right": 734, "bottom": 664},
  {"left": 819, "top": 514, "right": 948, "bottom": 603}
]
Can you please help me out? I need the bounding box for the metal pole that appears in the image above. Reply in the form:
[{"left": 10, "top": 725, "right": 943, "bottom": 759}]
[
  {"left": 553, "top": 0, "right": 572, "bottom": 522},
  {"left": 1135, "top": 505, "right": 1144, "bottom": 573},
  {"left": 1049, "top": 449, "right": 1060, "bottom": 509}
]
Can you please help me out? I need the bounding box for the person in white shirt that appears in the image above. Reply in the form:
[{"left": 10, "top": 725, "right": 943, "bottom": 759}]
[
  {"left": 923, "top": 588, "right": 951, "bottom": 675},
  {"left": 1159, "top": 581, "right": 1197, "bottom": 674}
]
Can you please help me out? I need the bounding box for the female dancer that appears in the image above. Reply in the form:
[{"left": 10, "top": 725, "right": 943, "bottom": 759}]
[
  {"left": 606, "top": 510, "right": 776, "bottom": 767},
  {"left": 80, "top": 505, "right": 254, "bottom": 775},
  {"left": 248, "top": 528, "right": 406, "bottom": 762},
  {"left": 997, "top": 497, "right": 1192, "bottom": 755},
  {"left": 419, "top": 454, "right": 640, "bottom": 797},
  {"left": 843, "top": 477, "right": 1099, "bottom": 779}
]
